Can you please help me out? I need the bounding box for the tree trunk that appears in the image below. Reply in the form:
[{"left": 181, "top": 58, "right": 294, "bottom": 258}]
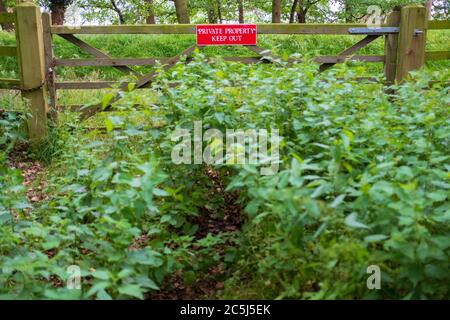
[
  {"left": 272, "top": 0, "right": 281, "bottom": 23},
  {"left": 238, "top": 0, "right": 244, "bottom": 23},
  {"left": 217, "top": 0, "right": 223, "bottom": 23},
  {"left": 174, "top": 0, "right": 190, "bottom": 24},
  {"left": 297, "top": 0, "right": 306, "bottom": 23},
  {"left": 0, "top": 0, "right": 13, "bottom": 31},
  {"left": 297, "top": 7, "right": 306, "bottom": 23},
  {"left": 345, "top": 0, "right": 353, "bottom": 22},
  {"left": 289, "top": 0, "right": 298, "bottom": 23},
  {"left": 425, "top": 0, "right": 433, "bottom": 19},
  {"left": 49, "top": 2, "right": 66, "bottom": 25},
  {"left": 110, "top": 0, "right": 125, "bottom": 24},
  {"left": 207, "top": 7, "right": 218, "bottom": 24},
  {"left": 145, "top": 0, "right": 156, "bottom": 24}
]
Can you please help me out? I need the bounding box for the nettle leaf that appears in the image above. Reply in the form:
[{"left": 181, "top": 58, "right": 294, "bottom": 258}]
[
  {"left": 330, "top": 194, "right": 346, "bottom": 208},
  {"left": 196, "top": 233, "right": 223, "bottom": 247},
  {"left": 118, "top": 284, "right": 144, "bottom": 300},
  {"left": 92, "top": 270, "right": 111, "bottom": 280},
  {"left": 102, "top": 93, "right": 114, "bottom": 110},
  {"left": 152, "top": 188, "right": 168, "bottom": 197},
  {"left": 424, "top": 264, "right": 448, "bottom": 279},
  {"left": 426, "top": 191, "right": 447, "bottom": 202},
  {"left": 432, "top": 210, "right": 450, "bottom": 223},
  {"left": 97, "top": 289, "right": 113, "bottom": 300},
  {"left": 85, "top": 281, "right": 110, "bottom": 298},
  {"left": 160, "top": 214, "right": 177, "bottom": 225},
  {"left": 136, "top": 275, "right": 159, "bottom": 290},
  {"left": 12, "top": 201, "right": 32, "bottom": 210},
  {"left": 364, "top": 234, "right": 388, "bottom": 242},
  {"left": 0, "top": 213, "right": 12, "bottom": 225},
  {"left": 104, "top": 117, "right": 113, "bottom": 133},
  {"left": 42, "top": 237, "right": 60, "bottom": 250},
  {"left": 127, "top": 248, "right": 163, "bottom": 267},
  {"left": 431, "top": 180, "right": 450, "bottom": 189},
  {"left": 345, "top": 213, "right": 370, "bottom": 229}
]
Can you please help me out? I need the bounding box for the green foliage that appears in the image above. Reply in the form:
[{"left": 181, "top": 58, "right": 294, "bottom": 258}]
[
  {"left": 0, "top": 49, "right": 449, "bottom": 299},
  {"left": 0, "top": 98, "right": 225, "bottom": 299},
  {"left": 142, "top": 53, "right": 448, "bottom": 299}
]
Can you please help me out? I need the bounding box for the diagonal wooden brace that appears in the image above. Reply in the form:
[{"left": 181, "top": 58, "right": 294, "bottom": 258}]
[
  {"left": 134, "top": 44, "right": 197, "bottom": 89},
  {"left": 79, "top": 45, "right": 198, "bottom": 120},
  {"left": 58, "top": 34, "right": 140, "bottom": 77},
  {"left": 319, "top": 35, "right": 381, "bottom": 72}
]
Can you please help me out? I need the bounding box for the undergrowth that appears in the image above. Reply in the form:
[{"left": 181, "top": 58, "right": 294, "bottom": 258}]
[{"left": 0, "top": 53, "right": 449, "bottom": 299}]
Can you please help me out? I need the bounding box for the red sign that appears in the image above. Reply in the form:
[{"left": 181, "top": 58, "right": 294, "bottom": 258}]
[{"left": 196, "top": 24, "right": 257, "bottom": 46}]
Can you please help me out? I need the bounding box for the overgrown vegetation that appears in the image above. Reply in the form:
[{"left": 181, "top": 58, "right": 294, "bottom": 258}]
[{"left": 0, "top": 52, "right": 449, "bottom": 299}]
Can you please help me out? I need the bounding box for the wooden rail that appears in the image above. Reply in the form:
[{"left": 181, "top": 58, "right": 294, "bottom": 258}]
[
  {"left": 0, "top": 46, "right": 17, "bottom": 57},
  {"left": 56, "top": 81, "right": 119, "bottom": 90},
  {"left": 0, "top": 12, "right": 15, "bottom": 24},
  {"left": 0, "top": 78, "right": 20, "bottom": 89},
  {"left": 49, "top": 20, "right": 450, "bottom": 35},
  {"left": 428, "top": 20, "right": 450, "bottom": 29},
  {"left": 50, "top": 23, "right": 375, "bottom": 35},
  {"left": 54, "top": 54, "right": 385, "bottom": 68},
  {"left": 425, "top": 51, "right": 450, "bottom": 60},
  {"left": 54, "top": 57, "right": 172, "bottom": 67},
  {"left": 0, "top": 14, "right": 19, "bottom": 90}
]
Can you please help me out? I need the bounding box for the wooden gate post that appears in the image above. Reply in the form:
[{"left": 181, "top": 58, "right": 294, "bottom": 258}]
[
  {"left": 15, "top": 1, "right": 49, "bottom": 142},
  {"left": 384, "top": 8, "right": 400, "bottom": 85},
  {"left": 395, "top": 5, "right": 428, "bottom": 83},
  {"left": 42, "top": 12, "right": 57, "bottom": 121}
]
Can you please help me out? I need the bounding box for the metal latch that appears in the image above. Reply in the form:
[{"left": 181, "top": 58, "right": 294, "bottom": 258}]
[
  {"left": 414, "top": 29, "right": 424, "bottom": 36},
  {"left": 348, "top": 27, "right": 424, "bottom": 36},
  {"left": 348, "top": 27, "right": 400, "bottom": 35}
]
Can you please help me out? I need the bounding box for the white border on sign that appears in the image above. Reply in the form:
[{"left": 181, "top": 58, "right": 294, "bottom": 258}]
[{"left": 195, "top": 24, "right": 258, "bottom": 47}]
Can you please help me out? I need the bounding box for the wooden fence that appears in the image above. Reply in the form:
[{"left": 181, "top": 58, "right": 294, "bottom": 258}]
[
  {"left": 0, "top": 12, "right": 19, "bottom": 90},
  {"left": 1, "top": 2, "right": 449, "bottom": 142},
  {"left": 0, "top": 3, "right": 48, "bottom": 142}
]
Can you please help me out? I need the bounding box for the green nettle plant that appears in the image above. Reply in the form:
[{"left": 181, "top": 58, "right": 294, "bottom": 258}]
[{"left": 0, "top": 52, "right": 449, "bottom": 299}]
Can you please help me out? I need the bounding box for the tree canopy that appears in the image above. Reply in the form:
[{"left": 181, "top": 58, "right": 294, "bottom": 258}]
[{"left": 0, "top": 0, "right": 448, "bottom": 27}]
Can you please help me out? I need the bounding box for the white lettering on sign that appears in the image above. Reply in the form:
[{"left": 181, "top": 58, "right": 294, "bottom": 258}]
[{"left": 196, "top": 24, "right": 257, "bottom": 46}]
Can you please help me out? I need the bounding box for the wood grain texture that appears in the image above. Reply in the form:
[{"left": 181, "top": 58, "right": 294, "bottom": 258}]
[
  {"left": 55, "top": 57, "right": 171, "bottom": 67},
  {"left": 0, "top": 78, "right": 20, "bottom": 89},
  {"left": 50, "top": 23, "right": 389, "bottom": 35},
  {"left": 427, "top": 20, "right": 450, "bottom": 30},
  {"left": 384, "top": 10, "right": 401, "bottom": 85},
  {"left": 0, "top": 12, "right": 15, "bottom": 24},
  {"left": 15, "top": 2, "right": 48, "bottom": 141},
  {"left": 425, "top": 51, "right": 450, "bottom": 60},
  {"left": 42, "top": 12, "right": 57, "bottom": 119},
  {"left": 0, "top": 46, "right": 17, "bottom": 57},
  {"left": 58, "top": 34, "right": 140, "bottom": 76},
  {"left": 320, "top": 35, "right": 381, "bottom": 72},
  {"left": 396, "top": 5, "right": 428, "bottom": 82}
]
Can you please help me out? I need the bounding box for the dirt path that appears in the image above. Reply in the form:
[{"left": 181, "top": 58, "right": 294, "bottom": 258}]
[
  {"left": 7, "top": 142, "right": 47, "bottom": 204},
  {"left": 147, "top": 167, "right": 244, "bottom": 300}
]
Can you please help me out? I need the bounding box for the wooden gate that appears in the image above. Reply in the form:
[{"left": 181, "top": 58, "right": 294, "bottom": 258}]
[{"left": 1, "top": 3, "right": 449, "bottom": 141}]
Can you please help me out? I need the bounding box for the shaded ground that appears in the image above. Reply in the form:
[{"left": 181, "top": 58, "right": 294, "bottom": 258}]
[
  {"left": 148, "top": 168, "right": 244, "bottom": 300},
  {"left": 7, "top": 141, "right": 47, "bottom": 204}
]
